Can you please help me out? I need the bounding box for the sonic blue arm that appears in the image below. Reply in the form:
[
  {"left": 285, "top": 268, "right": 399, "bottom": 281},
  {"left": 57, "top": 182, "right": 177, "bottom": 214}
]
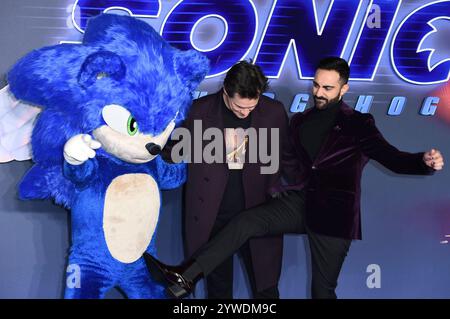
[
  {"left": 63, "top": 159, "right": 99, "bottom": 189},
  {"left": 153, "top": 156, "right": 187, "bottom": 190}
]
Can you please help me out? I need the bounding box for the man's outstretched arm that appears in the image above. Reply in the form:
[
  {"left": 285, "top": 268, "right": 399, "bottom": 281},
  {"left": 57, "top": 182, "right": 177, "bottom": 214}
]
[{"left": 359, "top": 114, "right": 444, "bottom": 174}]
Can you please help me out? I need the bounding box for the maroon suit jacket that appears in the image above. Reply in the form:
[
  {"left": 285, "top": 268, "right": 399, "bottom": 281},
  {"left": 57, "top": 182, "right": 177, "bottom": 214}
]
[
  {"left": 282, "top": 102, "right": 434, "bottom": 240},
  {"left": 183, "top": 91, "right": 290, "bottom": 292}
]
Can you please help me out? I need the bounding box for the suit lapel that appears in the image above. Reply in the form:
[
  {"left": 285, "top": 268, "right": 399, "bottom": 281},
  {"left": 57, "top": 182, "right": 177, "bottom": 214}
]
[
  {"left": 291, "top": 102, "right": 354, "bottom": 165},
  {"left": 205, "top": 90, "right": 225, "bottom": 129},
  {"left": 205, "top": 90, "right": 228, "bottom": 170},
  {"left": 313, "top": 102, "right": 353, "bottom": 164}
]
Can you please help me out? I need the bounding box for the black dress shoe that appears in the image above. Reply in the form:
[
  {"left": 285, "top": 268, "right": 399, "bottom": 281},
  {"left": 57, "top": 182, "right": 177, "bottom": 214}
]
[{"left": 143, "top": 253, "right": 195, "bottom": 299}]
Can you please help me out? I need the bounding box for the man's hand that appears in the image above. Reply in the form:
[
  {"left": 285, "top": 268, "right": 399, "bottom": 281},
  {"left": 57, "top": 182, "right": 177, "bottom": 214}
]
[
  {"left": 423, "top": 148, "right": 444, "bottom": 171},
  {"left": 63, "top": 134, "right": 102, "bottom": 165}
]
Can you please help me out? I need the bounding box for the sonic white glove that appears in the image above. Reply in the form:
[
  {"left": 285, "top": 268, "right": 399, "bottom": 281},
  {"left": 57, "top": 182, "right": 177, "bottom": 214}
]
[{"left": 63, "top": 134, "right": 102, "bottom": 165}]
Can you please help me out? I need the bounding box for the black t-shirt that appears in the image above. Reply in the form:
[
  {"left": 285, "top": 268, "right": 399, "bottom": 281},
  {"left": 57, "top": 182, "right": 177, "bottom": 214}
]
[
  {"left": 217, "top": 97, "right": 252, "bottom": 224},
  {"left": 299, "top": 100, "right": 341, "bottom": 161}
]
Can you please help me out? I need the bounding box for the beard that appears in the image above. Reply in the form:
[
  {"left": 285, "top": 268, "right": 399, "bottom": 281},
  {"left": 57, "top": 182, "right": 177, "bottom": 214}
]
[{"left": 314, "top": 94, "right": 341, "bottom": 109}]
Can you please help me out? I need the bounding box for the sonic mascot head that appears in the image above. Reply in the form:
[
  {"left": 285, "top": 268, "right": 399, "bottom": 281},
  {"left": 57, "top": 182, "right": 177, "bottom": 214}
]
[{"left": 5, "top": 13, "right": 209, "bottom": 298}]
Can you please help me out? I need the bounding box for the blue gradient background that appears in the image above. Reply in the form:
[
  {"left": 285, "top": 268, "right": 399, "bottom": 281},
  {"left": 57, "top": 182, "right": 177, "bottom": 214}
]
[{"left": 0, "top": 0, "right": 449, "bottom": 298}]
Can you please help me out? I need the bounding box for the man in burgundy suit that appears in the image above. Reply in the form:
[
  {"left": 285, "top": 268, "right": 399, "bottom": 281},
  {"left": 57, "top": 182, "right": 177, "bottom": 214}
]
[
  {"left": 145, "top": 57, "right": 444, "bottom": 299},
  {"left": 156, "top": 61, "right": 290, "bottom": 299}
]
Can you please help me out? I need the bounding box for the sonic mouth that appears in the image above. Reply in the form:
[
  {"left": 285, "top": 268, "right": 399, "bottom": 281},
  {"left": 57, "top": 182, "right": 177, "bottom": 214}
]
[{"left": 132, "top": 157, "right": 154, "bottom": 163}]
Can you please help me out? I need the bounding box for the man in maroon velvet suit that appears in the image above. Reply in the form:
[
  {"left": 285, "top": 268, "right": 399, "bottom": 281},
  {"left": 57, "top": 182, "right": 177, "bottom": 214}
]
[{"left": 144, "top": 57, "right": 444, "bottom": 299}]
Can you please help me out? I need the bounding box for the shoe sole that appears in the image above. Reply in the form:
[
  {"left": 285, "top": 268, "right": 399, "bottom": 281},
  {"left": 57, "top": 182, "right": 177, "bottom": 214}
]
[
  {"left": 144, "top": 254, "right": 189, "bottom": 299},
  {"left": 168, "top": 283, "right": 189, "bottom": 299}
]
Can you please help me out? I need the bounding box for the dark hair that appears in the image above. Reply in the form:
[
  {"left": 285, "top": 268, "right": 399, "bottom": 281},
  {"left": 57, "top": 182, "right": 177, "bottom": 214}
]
[
  {"left": 223, "top": 60, "right": 268, "bottom": 99},
  {"left": 317, "top": 57, "right": 350, "bottom": 84}
]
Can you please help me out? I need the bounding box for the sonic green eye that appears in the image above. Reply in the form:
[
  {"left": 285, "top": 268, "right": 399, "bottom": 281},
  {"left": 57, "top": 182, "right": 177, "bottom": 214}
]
[
  {"left": 102, "top": 104, "right": 139, "bottom": 136},
  {"left": 127, "top": 115, "right": 138, "bottom": 136}
]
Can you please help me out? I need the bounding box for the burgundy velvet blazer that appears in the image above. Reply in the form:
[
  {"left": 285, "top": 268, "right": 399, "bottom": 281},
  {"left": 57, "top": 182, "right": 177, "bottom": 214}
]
[{"left": 282, "top": 102, "right": 433, "bottom": 240}]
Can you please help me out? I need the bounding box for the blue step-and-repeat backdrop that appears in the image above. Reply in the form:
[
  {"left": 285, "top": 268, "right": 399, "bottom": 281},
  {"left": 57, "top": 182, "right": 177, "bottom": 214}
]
[{"left": 0, "top": 0, "right": 449, "bottom": 298}]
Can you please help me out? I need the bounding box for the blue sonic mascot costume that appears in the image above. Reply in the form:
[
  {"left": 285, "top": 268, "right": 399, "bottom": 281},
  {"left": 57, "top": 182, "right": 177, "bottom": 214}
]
[{"left": 0, "top": 13, "right": 209, "bottom": 298}]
